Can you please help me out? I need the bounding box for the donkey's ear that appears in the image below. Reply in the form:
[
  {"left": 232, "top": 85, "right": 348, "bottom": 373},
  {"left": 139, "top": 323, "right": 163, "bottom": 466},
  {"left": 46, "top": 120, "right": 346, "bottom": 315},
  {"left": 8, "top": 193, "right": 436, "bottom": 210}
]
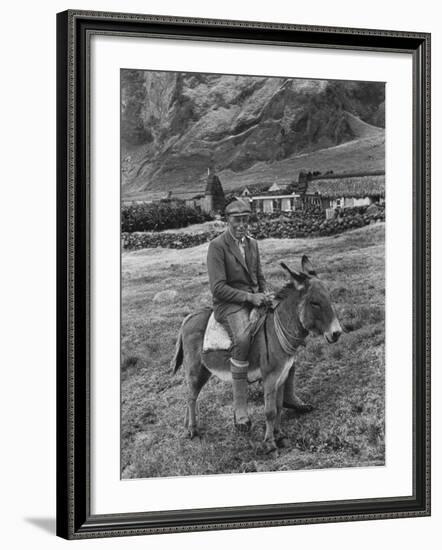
[
  {"left": 280, "top": 262, "right": 309, "bottom": 289},
  {"left": 301, "top": 255, "right": 317, "bottom": 277}
]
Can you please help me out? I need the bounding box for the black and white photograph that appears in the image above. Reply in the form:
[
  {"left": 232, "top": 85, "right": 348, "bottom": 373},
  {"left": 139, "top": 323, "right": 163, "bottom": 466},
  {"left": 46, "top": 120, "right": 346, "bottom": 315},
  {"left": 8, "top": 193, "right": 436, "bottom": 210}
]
[
  {"left": 1, "top": 0, "right": 437, "bottom": 545},
  {"left": 120, "top": 70, "right": 386, "bottom": 479}
]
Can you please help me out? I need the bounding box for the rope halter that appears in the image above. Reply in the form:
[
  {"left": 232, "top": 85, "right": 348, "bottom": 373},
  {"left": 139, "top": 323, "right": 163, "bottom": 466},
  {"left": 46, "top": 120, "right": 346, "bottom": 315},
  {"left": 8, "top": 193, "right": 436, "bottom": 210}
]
[{"left": 273, "top": 304, "right": 308, "bottom": 356}]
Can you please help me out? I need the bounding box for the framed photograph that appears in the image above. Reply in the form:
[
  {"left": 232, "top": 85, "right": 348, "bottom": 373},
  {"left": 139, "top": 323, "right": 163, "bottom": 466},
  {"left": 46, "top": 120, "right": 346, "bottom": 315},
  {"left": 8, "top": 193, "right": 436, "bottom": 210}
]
[{"left": 56, "top": 9, "right": 431, "bottom": 539}]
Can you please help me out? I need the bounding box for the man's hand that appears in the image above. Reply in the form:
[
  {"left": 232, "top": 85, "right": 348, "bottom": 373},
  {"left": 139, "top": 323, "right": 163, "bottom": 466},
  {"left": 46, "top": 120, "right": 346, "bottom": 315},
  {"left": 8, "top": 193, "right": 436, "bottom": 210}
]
[{"left": 248, "top": 293, "right": 266, "bottom": 307}]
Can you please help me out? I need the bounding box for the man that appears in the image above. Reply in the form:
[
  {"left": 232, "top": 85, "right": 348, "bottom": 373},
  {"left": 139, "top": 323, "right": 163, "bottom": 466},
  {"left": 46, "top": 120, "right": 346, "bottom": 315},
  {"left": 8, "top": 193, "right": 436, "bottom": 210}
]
[{"left": 206, "top": 198, "right": 311, "bottom": 432}]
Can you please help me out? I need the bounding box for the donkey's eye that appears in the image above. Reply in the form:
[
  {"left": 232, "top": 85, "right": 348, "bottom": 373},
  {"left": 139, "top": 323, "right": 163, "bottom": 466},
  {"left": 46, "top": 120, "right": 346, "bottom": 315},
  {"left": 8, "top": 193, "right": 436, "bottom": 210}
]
[{"left": 311, "top": 302, "right": 320, "bottom": 308}]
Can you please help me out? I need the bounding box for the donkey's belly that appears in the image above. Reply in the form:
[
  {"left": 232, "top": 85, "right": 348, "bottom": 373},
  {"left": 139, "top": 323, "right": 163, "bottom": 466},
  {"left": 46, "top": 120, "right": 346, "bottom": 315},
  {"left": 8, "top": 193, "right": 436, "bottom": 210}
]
[{"left": 201, "top": 350, "right": 261, "bottom": 383}]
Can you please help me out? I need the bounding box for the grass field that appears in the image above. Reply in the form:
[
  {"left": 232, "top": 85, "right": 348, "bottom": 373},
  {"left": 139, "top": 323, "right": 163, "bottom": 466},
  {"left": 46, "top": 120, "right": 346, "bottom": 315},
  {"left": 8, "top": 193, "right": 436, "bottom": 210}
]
[{"left": 121, "top": 222, "right": 385, "bottom": 478}]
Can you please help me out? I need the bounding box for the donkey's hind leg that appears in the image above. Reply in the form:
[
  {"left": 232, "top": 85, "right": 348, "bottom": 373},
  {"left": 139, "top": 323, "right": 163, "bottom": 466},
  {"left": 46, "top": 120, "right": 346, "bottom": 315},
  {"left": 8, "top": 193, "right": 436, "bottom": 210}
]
[
  {"left": 180, "top": 309, "right": 212, "bottom": 439},
  {"left": 184, "top": 362, "right": 211, "bottom": 439}
]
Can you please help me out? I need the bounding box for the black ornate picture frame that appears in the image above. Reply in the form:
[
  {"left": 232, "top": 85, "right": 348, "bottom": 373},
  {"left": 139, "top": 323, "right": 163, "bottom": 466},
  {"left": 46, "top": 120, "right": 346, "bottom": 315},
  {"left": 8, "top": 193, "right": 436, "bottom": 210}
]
[{"left": 56, "top": 9, "right": 431, "bottom": 540}]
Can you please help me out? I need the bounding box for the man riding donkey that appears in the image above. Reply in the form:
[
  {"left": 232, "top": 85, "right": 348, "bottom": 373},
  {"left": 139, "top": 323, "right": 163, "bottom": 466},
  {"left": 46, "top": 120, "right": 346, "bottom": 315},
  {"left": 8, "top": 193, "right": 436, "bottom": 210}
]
[{"left": 207, "top": 198, "right": 313, "bottom": 432}]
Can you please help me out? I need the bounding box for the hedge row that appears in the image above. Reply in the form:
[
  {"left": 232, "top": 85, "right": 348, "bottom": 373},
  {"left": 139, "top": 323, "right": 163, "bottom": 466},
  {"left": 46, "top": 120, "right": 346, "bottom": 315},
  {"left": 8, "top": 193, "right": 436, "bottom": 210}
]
[
  {"left": 250, "top": 206, "right": 384, "bottom": 239},
  {"left": 122, "top": 205, "right": 385, "bottom": 250},
  {"left": 122, "top": 201, "right": 213, "bottom": 232},
  {"left": 122, "top": 231, "right": 220, "bottom": 250}
]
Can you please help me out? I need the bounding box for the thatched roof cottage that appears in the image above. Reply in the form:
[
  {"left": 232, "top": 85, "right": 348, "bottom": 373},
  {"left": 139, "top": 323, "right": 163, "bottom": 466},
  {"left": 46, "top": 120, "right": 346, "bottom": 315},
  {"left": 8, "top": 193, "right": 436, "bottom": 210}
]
[{"left": 304, "top": 174, "right": 385, "bottom": 210}]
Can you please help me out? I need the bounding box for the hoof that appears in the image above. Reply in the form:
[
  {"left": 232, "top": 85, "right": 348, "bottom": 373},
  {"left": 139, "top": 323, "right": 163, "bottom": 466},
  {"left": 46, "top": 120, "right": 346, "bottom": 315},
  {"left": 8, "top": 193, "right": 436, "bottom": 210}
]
[
  {"left": 187, "top": 426, "right": 200, "bottom": 439},
  {"left": 276, "top": 434, "right": 290, "bottom": 449},
  {"left": 283, "top": 400, "right": 314, "bottom": 414},
  {"left": 233, "top": 412, "right": 252, "bottom": 433},
  {"left": 264, "top": 440, "right": 278, "bottom": 457}
]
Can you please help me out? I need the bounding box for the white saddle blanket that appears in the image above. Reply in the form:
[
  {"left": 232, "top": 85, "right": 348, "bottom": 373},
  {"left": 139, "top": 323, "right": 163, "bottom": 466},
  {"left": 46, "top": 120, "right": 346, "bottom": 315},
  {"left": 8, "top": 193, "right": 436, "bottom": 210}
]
[
  {"left": 202, "top": 310, "right": 259, "bottom": 352},
  {"left": 202, "top": 313, "right": 232, "bottom": 351}
]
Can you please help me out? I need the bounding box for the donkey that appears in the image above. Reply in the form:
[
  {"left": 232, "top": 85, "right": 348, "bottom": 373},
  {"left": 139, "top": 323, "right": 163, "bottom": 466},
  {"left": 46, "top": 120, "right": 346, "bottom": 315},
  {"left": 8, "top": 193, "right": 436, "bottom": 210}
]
[{"left": 170, "top": 255, "right": 342, "bottom": 455}]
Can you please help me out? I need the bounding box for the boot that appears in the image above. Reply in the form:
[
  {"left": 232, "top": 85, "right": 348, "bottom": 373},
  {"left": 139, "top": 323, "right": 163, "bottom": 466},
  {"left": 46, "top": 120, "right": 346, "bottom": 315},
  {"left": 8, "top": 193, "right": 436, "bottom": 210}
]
[
  {"left": 230, "top": 358, "right": 251, "bottom": 432},
  {"left": 283, "top": 367, "right": 314, "bottom": 413}
]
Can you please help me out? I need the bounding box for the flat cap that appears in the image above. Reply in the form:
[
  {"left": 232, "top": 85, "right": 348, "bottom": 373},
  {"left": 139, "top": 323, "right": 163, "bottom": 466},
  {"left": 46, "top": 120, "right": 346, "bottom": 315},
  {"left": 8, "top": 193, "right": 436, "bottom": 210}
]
[{"left": 225, "top": 198, "right": 252, "bottom": 216}]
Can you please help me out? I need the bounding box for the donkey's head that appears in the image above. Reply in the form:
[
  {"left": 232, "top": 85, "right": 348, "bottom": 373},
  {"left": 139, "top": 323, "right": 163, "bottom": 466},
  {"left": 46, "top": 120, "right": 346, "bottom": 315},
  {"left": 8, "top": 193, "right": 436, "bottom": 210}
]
[{"left": 280, "top": 255, "right": 342, "bottom": 344}]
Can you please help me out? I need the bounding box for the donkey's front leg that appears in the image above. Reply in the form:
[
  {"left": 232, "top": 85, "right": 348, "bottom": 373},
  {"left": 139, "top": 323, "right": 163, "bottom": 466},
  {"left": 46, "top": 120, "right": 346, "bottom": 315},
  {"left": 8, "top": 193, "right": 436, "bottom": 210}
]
[
  {"left": 274, "top": 384, "right": 290, "bottom": 448},
  {"left": 263, "top": 376, "right": 278, "bottom": 455}
]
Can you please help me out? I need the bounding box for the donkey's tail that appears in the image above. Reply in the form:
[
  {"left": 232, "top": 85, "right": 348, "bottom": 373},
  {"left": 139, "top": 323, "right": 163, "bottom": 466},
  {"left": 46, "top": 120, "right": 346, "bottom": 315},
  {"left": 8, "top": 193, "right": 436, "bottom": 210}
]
[
  {"left": 170, "top": 313, "right": 194, "bottom": 375},
  {"left": 171, "top": 308, "right": 212, "bottom": 375},
  {"left": 170, "top": 324, "right": 184, "bottom": 375}
]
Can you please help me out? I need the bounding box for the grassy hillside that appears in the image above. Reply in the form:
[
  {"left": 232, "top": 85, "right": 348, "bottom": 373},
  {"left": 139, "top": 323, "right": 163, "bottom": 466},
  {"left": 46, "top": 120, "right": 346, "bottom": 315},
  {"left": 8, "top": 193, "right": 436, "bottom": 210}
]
[
  {"left": 121, "top": 223, "right": 385, "bottom": 478},
  {"left": 343, "top": 111, "right": 384, "bottom": 138},
  {"left": 124, "top": 133, "right": 384, "bottom": 202}
]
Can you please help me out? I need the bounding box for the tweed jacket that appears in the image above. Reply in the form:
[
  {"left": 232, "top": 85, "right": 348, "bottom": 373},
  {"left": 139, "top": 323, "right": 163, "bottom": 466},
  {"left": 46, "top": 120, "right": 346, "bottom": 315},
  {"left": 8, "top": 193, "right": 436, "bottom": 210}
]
[{"left": 207, "top": 228, "right": 267, "bottom": 320}]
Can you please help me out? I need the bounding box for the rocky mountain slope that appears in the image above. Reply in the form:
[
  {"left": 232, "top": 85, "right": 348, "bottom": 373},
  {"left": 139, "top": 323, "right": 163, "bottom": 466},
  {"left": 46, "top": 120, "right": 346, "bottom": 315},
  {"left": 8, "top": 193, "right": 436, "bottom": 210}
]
[{"left": 121, "top": 71, "right": 385, "bottom": 198}]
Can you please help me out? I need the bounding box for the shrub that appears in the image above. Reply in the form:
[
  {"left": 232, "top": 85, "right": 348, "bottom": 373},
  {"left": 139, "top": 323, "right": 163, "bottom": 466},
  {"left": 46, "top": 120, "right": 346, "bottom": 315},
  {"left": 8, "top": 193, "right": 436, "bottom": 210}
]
[
  {"left": 122, "top": 201, "right": 214, "bottom": 232},
  {"left": 122, "top": 231, "right": 220, "bottom": 250}
]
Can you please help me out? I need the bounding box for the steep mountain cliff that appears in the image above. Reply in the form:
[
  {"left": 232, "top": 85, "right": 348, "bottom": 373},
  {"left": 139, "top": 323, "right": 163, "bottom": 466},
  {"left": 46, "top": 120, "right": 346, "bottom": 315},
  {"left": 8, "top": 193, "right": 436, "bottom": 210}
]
[{"left": 121, "top": 71, "right": 385, "bottom": 198}]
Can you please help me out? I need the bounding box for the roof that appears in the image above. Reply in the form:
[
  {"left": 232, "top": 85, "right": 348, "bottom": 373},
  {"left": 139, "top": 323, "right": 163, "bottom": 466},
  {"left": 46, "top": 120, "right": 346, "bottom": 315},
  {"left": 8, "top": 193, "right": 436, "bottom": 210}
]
[
  {"left": 239, "top": 182, "right": 271, "bottom": 195},
  {"left": 205, "top": 174, "right": 225, "bottom": 196},
  {"left": 269, "top": 182, "right": 282, "bottom": 191},
  {"left": 306, "top": 175, "right": 385, "bottom": 199},
  {"left": 250, "top": 194, "right": 299, "bottom": 200},
  {"left": 186, "top": 194, "right": 204, "bottom": 200},
  {"left": 251, "top": 188, "right": 294, "bottom": 197},
  {"left": 310, "top": 169, "right": 384, "bottom": 181}
]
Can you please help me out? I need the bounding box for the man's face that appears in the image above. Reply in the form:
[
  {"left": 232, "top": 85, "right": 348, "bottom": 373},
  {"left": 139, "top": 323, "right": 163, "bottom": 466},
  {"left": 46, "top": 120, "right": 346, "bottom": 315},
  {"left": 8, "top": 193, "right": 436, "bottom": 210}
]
[{"left": 228, "top": 214, "right": 250, "bottom": 240}]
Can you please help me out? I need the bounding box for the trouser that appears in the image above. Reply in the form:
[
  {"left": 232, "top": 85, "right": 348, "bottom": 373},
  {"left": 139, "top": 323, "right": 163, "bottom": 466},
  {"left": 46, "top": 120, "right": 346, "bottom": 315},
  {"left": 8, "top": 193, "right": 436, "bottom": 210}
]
[
  {"left": 214, "top": 305, "right": 253, "bottom": 425},
  {"left": 214, "top": 305, "right": 253, "bottom": 363}
]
